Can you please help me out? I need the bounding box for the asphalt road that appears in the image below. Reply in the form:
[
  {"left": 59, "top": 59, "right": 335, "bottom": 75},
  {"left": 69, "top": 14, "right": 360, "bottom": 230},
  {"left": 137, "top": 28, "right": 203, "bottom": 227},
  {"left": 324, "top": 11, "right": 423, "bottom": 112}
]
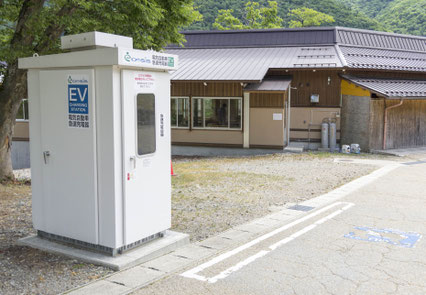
[{"left": 135, "top": 159, "right": 426, "bottom": 295}]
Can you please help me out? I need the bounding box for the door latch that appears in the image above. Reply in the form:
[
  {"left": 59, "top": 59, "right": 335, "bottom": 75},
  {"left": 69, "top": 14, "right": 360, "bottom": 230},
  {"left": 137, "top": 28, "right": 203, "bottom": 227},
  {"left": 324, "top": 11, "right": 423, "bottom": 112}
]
[
  {"left": 130, "top": 156, "right": 136, "bottom": 169},
  {"left": 43, "top": 151, "right": 50, "bottom": 164}
]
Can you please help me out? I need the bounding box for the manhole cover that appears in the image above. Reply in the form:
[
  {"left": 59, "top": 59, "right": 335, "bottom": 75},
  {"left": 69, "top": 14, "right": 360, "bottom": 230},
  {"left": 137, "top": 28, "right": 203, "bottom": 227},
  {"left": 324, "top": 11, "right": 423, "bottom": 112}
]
[{"left": 288, "top": 205, "right": 315, "bottom": 212}]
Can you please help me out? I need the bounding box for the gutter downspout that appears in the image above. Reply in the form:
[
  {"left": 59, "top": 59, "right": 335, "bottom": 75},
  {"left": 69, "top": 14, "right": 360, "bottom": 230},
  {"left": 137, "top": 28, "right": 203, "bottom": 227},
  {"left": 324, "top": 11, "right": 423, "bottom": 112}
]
[{"left": 383, "top": 99, "right": 404, "bottom": 150}]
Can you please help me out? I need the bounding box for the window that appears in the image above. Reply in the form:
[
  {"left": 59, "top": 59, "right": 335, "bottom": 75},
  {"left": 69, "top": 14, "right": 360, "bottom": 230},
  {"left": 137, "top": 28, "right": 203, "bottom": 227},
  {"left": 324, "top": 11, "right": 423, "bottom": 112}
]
[
  {"left": 16, "top": 99, "right": 29, "bottom": 121},
  {"left": 171, "top": 97, "right": 189, "bottom": 128},
  {"left": 205, "top": 99, "right": 228, "bottom": 128},
  {"left": 229, "top": 99, "right": 242, "bottom": 128},
  {"left": 193, "top": 98, "right": 204, "bottom": 127},
  {"left": 192, "top": 97, "right": 242, "bottom": 129},
  {"left": 137, "top": 94, "right": 156, "bottom": 156}
]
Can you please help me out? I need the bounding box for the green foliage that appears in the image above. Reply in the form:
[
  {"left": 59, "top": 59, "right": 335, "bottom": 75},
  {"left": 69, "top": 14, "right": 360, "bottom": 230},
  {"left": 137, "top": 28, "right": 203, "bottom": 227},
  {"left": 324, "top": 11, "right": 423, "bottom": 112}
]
[
  {"left": 338, "top": 0, "right": 394, "bottom": 18},
  {"left": 282, "top": 0, "right": 385, "bottom": 31},
  {"left": 186, "top": 0, "right": 398, "bottom": 33},
  {"left": 0, "top": 0, "right": 201, "bottom": 65},
  {"left": 213, "top": 1, "right": 282, "bottom": 30},
  {"left": 336, "top": 0, "right": 426, "bottom": 35},
  {"left": 288, "top": 7, "right": 335, "bottom": 28},
  {"left": 213, "top": 9, "right": 247, "bottom": 30},
  {"left": 376, "top": 0, "right": 426, "bottom": 36},
  {"left": 258, "top": 1, "right": 283, "bottom": 28}
]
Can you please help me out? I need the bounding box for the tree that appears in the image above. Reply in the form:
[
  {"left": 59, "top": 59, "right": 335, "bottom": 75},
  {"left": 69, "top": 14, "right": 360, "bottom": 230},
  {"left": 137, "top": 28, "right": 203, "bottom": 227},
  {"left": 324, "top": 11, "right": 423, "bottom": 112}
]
[
  {"left": 186, "top": 0, "right": 386, "bottom": 32},
  {"left": 0, "top": 0, "right": 201, "bottom": 181},
  {"left": 377, "top": 0, "right": 426, "bottom": 36},
  {"left": 288, "top": 7, "right": 335, "bottom": 28},
  {"left": 213, "top": 1, "right": 283, "bottom": 30},
  {"left": 213, "top": 9, "right": 247, "bottom": 30},
  {"left": 339, "top": 0, "right": 394, "bottom": 18}
]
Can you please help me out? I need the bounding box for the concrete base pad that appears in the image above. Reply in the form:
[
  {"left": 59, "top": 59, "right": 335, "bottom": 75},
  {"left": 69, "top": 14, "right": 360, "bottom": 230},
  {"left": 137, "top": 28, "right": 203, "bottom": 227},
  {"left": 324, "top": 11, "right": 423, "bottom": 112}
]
[{"left": 18, "top": 230, "right": 189, "bottom": 271}]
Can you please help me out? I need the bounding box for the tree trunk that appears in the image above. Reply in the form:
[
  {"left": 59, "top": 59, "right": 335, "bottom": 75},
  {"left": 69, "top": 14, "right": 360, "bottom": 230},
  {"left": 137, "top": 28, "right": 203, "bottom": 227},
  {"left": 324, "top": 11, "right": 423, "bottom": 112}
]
[
  {"left": 0, "top": 63, "right": 28, "bottom": 181},
  {"left": 0, "top": 0, "right": 45, "bottom": 180},
  {"left": 0, "top": 0, "right": 77, "bottom": 180}
]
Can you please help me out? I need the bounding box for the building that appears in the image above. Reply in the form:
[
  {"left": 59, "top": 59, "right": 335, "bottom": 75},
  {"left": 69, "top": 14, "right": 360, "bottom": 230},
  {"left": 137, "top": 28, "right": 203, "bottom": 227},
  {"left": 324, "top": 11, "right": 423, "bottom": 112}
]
[
  {"left": 166, "top": 27, "right": 426, "bottom": 151},
  {"left": 12, "top": 99, "right": 30, "bottom": 169},
  {"left": 10, "top": 27, "right": 426, "bottom": 168}
]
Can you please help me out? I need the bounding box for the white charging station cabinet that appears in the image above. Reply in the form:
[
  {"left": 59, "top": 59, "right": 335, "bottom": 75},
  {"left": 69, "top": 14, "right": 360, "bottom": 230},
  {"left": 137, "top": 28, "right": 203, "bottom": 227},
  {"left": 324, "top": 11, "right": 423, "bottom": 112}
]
[{"left": 18, "top": 32, "right": 178, "bottom": 255}]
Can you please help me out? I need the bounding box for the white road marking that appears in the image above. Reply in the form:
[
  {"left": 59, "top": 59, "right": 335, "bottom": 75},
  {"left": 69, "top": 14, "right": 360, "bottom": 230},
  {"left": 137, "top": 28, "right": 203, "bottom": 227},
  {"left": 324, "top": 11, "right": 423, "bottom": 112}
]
[
  {"left": 181, "top": 164, "right": 400, "bottom": 284},
  {"left": 181, "top": 202, "right": 352, "bottom": 283},
  {"left": 269, "top": 203, "right": 354, "bottom": 251},
  {"left": 208, "top": 250, "right": 269, "bottom": 283}
]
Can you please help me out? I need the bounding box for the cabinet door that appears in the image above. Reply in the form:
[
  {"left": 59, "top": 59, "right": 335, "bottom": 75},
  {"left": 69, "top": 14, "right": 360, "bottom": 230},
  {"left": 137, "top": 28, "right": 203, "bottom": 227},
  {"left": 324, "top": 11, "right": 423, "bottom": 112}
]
[
  {"left": 121, "top": 70, "right": 171, "bottom": 245},
  {"left": 39, "top": 69, "right": 98, "bottom": 244}
]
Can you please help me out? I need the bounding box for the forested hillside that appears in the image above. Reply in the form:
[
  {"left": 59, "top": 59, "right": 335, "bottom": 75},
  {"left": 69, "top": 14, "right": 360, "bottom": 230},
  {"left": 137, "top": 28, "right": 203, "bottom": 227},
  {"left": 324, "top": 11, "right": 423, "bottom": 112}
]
[
  {"left": 187, "top": 0, "right": 425, "bottom": 36},
  {"left": 376, "top": 0, "right": 426, "bottom": 36},
  {"left": 339, "top": 0, "right": 394, "bottom": 18}
]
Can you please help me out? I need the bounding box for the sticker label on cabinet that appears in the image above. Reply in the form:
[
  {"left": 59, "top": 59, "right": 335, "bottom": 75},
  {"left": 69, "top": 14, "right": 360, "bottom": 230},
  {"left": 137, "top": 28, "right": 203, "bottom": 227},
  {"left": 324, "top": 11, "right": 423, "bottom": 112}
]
[{"left": 68, "top": 75, "right": 89, "bottom": 128}]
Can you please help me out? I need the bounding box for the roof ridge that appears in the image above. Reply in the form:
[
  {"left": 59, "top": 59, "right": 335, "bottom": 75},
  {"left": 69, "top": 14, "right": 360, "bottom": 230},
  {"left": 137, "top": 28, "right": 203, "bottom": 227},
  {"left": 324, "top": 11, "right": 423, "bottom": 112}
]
[
  {"left": 170, "top": 28, "right": 426, "bottom": 53},
  {"left": 180, "top": 26, "right": 426, "bottom": 41},
  {"left": 180, "top": 26, "right": 338, "bottom": 35}
]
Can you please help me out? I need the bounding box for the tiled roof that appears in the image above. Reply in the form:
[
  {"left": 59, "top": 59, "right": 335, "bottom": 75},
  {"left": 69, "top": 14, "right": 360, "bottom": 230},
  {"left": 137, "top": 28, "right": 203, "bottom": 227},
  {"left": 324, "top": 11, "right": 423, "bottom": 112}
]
[
  {"left": 341, "top": 75, "right": 426, "bottom": 98},
  {"left": 167, "top": 46, "right": 342, "bottom": 81},
  {"left": 336, "top": 28, "right": 426, "bottom": 52},
  {"left": 166, "top": 27, "right": 426, "bottom": 81},
  {"left": 340, "top": 46, "right": 426, "bottom": 72}
]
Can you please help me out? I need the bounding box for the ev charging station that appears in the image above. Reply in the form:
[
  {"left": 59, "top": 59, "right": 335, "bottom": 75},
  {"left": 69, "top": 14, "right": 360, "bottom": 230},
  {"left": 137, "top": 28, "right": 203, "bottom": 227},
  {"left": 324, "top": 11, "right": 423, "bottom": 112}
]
[{"left": 18, "top": 32, "right": 178, "bottom": 255}]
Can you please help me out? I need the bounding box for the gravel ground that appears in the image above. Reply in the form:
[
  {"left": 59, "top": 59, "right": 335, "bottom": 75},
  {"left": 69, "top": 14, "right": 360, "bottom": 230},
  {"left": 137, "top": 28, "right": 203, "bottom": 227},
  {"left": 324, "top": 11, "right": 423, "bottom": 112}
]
[
  {"left": 171, "top": 153, "right": 384, "bottom": 242},
  {"left": 0, "top": 182, "right": 113, "bottom": 295},
  {"left": 0, "top": 152, "right": 390, "bottom": 294}
]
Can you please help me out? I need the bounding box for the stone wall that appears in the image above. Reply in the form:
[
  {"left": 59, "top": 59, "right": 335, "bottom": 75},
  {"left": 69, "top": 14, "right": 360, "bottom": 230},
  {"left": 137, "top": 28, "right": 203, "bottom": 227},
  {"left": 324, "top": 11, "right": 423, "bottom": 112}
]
[{"left": 340, "top": 95, "right": 371, "bottom": 151}]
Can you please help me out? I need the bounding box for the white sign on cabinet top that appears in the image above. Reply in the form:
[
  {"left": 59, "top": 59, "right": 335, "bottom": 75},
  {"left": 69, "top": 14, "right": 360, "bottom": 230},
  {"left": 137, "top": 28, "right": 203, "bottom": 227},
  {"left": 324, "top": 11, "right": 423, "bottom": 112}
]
[{"left": 119, "top": 48, "right": 178, "bottom": 71}]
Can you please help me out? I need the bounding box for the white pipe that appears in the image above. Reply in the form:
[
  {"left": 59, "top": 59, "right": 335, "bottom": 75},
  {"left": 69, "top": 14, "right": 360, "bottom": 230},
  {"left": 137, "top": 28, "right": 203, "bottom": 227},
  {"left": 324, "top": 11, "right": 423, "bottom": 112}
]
[
  {"left": 287, "top": 87, "right": 294, "bottom": 146},
  {"left": 283, "top": 100, "right": 287, "bottom": 147},
  {"left": 243, "top": 92, "right": 250, "bottom": 148}
]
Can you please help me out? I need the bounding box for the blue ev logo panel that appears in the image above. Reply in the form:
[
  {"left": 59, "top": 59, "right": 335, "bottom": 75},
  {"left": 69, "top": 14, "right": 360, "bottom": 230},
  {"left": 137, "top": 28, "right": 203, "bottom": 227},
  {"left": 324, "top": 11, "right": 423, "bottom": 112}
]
[{"left": 68, "top": 75, "right": 89, "bottom": 128}]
